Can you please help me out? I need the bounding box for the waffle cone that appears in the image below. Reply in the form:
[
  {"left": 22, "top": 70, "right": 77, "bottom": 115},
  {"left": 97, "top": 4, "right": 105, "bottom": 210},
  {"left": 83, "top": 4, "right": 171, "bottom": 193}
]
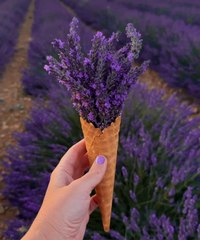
[{"left": 80, "top": 116, "right": 121, "bottom": 232}]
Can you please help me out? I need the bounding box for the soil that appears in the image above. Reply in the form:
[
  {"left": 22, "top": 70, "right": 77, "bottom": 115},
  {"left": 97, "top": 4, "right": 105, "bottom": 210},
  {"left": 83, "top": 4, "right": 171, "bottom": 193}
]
[{"left": 0, "top": 1, "right": 34, "bottom": 238}]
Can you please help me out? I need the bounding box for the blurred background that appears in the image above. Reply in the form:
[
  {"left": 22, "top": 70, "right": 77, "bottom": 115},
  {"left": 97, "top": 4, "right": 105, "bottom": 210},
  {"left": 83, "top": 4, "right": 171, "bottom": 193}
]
[{"left": 0, "top": 0, "right": 200, "bottom": 239}]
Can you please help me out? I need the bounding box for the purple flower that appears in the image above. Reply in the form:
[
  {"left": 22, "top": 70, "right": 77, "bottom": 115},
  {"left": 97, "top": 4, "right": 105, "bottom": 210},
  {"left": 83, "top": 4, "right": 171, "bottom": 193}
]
[
  {"left": 83, "top": 57, "right": 91, "bottom": 65},
  {"left": 134, "top": 174, "right": 139, "bottom": 186},
  {"left": 121, "top": 166, "right": 128, "bottom": 179},
  {"left": 44, "top": 65, "right": 51, "bottom": 73},
  {"left": 88, "top": 112, "right": 95, "bottom": 121},
  {"left": 110, "top": 230, "right": 125, "bottom": 240},
  {"left": 178, "top": 219, "right": 187, "bottom": 240},
  {"left": 95, "top": 31, "right": 104, "bottom": 38},
  {"left": 45, "top": 17, "right": 149, "bottom": 130},
  {"left": 52, "top": 38, "right": 65, "bottom": 49},
  {"left": 129, "top": 190, "right": 137, "bottom": 202},
  {"left": 156, "top": 177, "right": 164, "bottom": 189},
  {"left": 126, "top": 23, "right": 142, "bottom": 59},
  {"left": 168, "top": 188, "right": 176, "bottom": 197},
  {"left": 197, "top": 224, "right": 200, "bottom": 239},
  {"left": 182, "top": 187, "right": 198, "bottom": 235}
]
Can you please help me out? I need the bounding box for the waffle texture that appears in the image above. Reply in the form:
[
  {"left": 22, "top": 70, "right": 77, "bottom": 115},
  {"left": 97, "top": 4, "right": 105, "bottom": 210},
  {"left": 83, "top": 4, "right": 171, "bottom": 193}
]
[{"left": 80, "top": 116, "right": 121, "bottom": 232}]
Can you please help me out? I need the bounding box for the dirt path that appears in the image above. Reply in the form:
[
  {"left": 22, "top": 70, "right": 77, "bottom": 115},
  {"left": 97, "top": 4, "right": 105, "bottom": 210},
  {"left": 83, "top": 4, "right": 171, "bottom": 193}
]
[{"left": 0, "top": 0, "right": 34, "bottom": 237}]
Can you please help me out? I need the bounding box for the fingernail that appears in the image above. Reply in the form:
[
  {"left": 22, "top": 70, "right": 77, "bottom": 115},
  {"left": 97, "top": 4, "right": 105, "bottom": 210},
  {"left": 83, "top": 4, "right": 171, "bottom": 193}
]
[{"left": 96, "top": 155, "right": 106, "bottom": 165}]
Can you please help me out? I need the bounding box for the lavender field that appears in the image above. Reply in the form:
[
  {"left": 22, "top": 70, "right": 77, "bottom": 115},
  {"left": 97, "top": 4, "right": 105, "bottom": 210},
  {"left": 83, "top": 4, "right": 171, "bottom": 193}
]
[{"left": 0, "top": 0, "right": 200, "bottom": 239}]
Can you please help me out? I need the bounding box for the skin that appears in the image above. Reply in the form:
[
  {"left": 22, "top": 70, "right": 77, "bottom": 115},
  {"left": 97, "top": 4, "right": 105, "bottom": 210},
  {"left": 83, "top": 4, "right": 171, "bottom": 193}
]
[{"left": 22, "top": 139, "right": 107, "bottom": 240}]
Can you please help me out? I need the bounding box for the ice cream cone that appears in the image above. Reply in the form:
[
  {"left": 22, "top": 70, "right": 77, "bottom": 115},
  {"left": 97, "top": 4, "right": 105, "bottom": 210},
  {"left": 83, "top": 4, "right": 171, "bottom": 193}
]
[{"left": 80, "top": 116, "right": 121, "bottom": 232}]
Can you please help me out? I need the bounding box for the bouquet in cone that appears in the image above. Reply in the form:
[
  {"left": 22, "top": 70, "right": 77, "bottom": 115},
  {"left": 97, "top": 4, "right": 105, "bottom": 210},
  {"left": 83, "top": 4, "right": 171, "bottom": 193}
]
[{"left": 44, "top": 18, "right": 149, "bottom": 232}]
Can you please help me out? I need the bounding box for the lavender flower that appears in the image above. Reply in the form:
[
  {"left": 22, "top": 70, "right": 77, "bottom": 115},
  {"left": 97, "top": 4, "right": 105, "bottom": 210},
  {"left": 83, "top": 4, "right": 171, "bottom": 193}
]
[
  {"left": 45, "top": 17, "right": 149, "bottom": 130},
  {"left": 197, "top": 224, "right": 200, "bottom": 239},
  {"left": 182, "top": 187, "right": 198, "bottom": 235},
  {"left": 178, "top": 219, "right": 187, "bottom": 240},
  {"left": 129, "top": 190, "right": 137, "bottom": 202},
  {"left": 110, "top": 230, "right": 125, "bottom": 240},
  {"left": 134, "top": 174, "right": 139, "bottom": 186},
  {"left": 121, "top": 166, "right": 128, "bottom": 180}
]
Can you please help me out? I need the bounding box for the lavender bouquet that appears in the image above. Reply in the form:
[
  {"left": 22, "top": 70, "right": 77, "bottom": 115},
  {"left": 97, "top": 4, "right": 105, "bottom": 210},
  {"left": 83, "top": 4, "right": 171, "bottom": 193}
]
[{"left": 44, "top": 17, "right": 149, "bottom": 232}]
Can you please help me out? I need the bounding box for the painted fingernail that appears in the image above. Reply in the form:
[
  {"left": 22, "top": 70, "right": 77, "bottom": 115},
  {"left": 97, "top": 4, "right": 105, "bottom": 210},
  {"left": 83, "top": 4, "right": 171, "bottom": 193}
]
[{"left": 96, "top": 155, "right": 106, "bottom": 165}]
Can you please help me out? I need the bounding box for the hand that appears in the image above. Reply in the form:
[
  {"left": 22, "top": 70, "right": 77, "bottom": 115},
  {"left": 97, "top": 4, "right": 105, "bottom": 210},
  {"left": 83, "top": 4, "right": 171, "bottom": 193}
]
[{"left": 22, "top": 139, "right": 107, "bottom": 240}]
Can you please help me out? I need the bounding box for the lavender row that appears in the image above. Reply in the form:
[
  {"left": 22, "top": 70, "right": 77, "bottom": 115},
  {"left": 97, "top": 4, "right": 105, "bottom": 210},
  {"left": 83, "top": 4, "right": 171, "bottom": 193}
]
[
  {"left": 167, "top": 0, "right": 200, "bottom": 8},
  {"left": 61, "top": 0, "right": 200, "bottom": 99},
  {"left": 115, "top": 0, "right": 200, "bottom": 26},
  {"left": 3, "top": 83, "right": 200, "bottom": 239},
  {"left": 0, "top": 0, "right": 31, "bottom": 75},
  {"left": 22, "top": 0, "right": 93, "bottom": 97},
  {"left": 59, "top": 0, "right": 110, "bottom": 32},
  {"left": 107, "top": 4, "right": 200, "bottom": 97},
  {"left": 0, "top": 0, "right": 6, "bottom": 5}
]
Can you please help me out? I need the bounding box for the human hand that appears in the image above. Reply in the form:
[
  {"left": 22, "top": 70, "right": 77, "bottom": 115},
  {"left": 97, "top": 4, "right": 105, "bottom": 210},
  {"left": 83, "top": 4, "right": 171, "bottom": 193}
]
[{"left": 22, "top": 139, "right": 107, "bottom": 240}]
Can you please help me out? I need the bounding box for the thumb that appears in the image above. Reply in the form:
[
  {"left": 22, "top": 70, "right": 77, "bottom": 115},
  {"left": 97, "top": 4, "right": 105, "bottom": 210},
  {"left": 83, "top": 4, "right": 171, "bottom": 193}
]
[{"left": 77, "top": 155, "right": 107, "bottom": 194}]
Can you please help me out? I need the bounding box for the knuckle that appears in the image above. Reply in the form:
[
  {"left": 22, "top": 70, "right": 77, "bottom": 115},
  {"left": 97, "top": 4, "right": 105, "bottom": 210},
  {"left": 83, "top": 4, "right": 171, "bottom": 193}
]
[
  {"left": 50, "top": 169, "right": 57, "bottom": 180},
  {"left": 68, "top": 147, "right": 79, "bottom": 159},
  {"left": 92, "top": 170, "right": 102, "bottom": 178},
  {"left": 89, "top": 171, "right": 98, "bottom": 179}
]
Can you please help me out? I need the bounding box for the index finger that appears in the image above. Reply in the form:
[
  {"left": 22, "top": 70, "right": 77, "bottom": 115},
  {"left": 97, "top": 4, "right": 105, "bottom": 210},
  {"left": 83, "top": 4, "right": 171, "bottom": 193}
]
[{"left": 58, "top": 139, "right": 87, "bottom": 174}]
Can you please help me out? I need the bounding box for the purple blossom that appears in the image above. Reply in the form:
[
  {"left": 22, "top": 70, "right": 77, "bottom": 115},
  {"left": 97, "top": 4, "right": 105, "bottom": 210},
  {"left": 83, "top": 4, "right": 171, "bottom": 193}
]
[
  {"left": 134, "top": 174, "right": 139, "bottom": 186},
  {"left": 88, "top": 112, "right": 95, "bottom": 121},
  {"left": 168, "top": 187, "right": 176, "bottom": 197},
  {"left": 129, "top": 190, "right": 137, "bottom": 202},
  {"left": 83, "top": 57, "right": 91, "bottom": 65},
  {"left": 44, "top": 65, "right": 50, "bottom": 73},
  {"left": 126, "top": 23, "right": 142, "bottom": 59},
  {"left": 182, "top": 187, "right": 198, "bottom": 235},
  {"left": 160, "top": 215, "right": 174, "bottom": 239},
  {"left": 171, "top": 166, "right": 187, "bottom": 185},
  {"left": 121, "top": 166, "right": 128, "bottom": 179},
  {"left": 149, "top": 213, "right": 174, "bottom": 239},
  {"left": 122, "top": 213, "right": 129, "bottom": 226},
  {"left": 178, "top": 219, "right": 187, "bottom": 240},
  {"left": 52, "top": 38, "right": 65, "bottom": 49},
  {"left": 197, "top": 224, "right": 200, "bottom": 239},
  {"left": 45, "top": 17, "right": 149, "bottom": 130},
  {"left": 110, "top": 230, "right": 125, "bottom": 240},
  {"left": 131, "top": 208, "right": 140, "bottom": 222},
  {"left": 91, "top": 233, "right": 106, "bottom": 240},
  {"left": 156, "top": 177, "right": 164, "bottom": 189}
]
